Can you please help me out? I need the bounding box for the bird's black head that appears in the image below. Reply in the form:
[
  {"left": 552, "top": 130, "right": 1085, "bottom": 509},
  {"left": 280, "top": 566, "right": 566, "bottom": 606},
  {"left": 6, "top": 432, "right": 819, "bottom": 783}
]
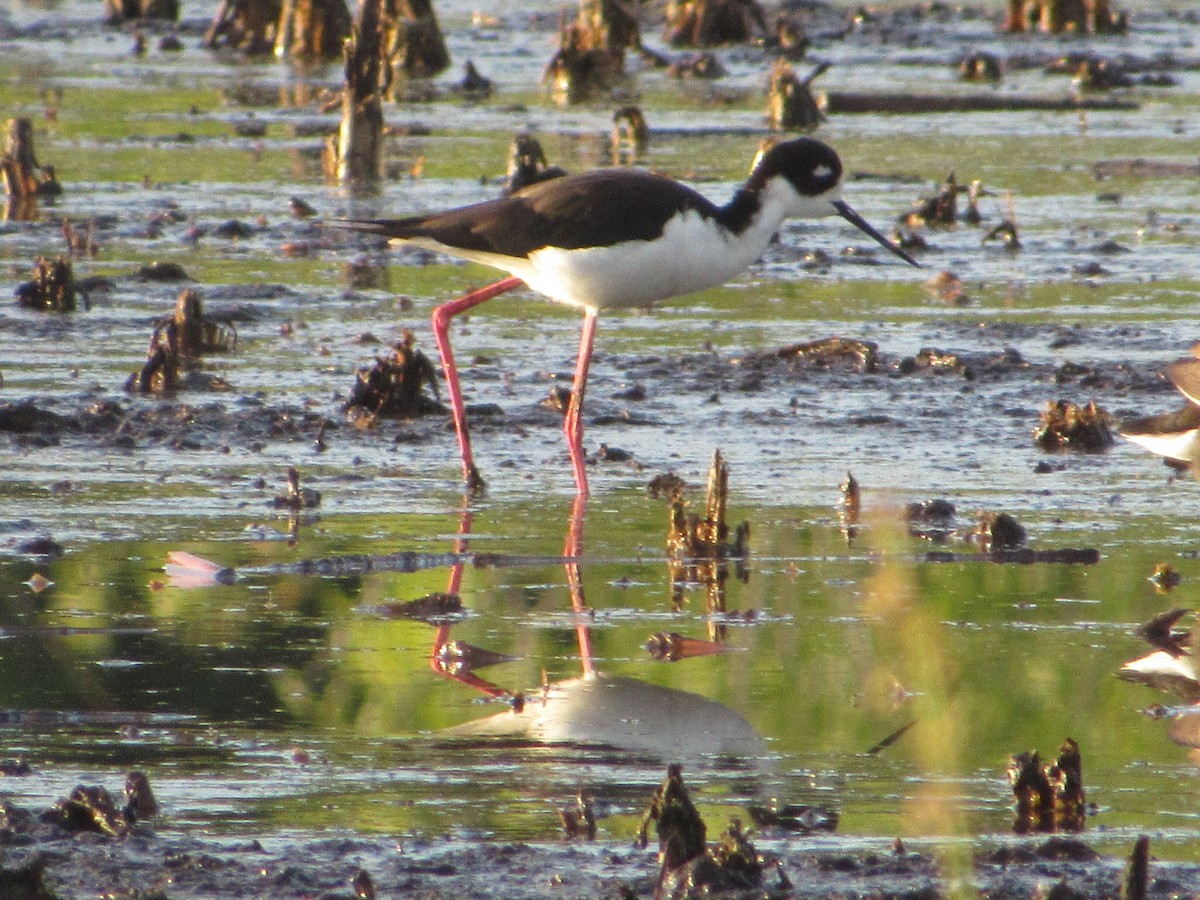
[
  {"left": 741, "top": 137, "right": 920, "bottom": 267},
  {"left": 746, "top": 137, "right": 843, "bottom": 198}
]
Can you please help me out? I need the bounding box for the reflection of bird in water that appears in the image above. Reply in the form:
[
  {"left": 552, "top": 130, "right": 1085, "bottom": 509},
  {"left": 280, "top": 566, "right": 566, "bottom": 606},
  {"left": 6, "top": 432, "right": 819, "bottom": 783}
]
[
  {"left": 1119, "top": 608, "right": 1200, "bottom": 748},
  {"left": 1121, "top": 351, "right": 1200, "bottom": 469},
  {"left": 444, "top": 673, "right": 766, "bottom": 760},
  {"left": 433, "top": 498, "right": 766, "bottom": 762},
  {"left": 331, "top": 138, "right": 918, "bottom": 495}
]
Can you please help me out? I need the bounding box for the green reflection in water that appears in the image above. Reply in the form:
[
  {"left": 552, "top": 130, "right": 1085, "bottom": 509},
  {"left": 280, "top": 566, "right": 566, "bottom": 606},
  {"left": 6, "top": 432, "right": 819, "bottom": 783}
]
[{"left": 3, "top": 497, "right": 1199, "bottom": 856}]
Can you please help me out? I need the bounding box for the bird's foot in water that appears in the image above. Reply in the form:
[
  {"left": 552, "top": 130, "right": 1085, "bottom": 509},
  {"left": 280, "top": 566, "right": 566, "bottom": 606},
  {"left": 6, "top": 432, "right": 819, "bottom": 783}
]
[{"left": 466, "top": 465, "right": 486, "bottom": 496}]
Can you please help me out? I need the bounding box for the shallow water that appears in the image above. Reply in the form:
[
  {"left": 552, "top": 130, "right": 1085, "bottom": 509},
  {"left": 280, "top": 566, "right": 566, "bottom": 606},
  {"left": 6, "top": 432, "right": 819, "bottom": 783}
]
[{"left": 4, "top": 0, "right": 1200, "bottom": 882}]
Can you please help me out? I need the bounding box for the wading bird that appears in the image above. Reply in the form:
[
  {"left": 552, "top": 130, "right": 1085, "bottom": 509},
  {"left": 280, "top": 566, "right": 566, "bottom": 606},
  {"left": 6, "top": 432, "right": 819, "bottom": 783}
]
[
  {"left": 331, "top": 137, "right": 919, "bottom": 495},
  {"left": 1122, "top": 352, "right": 1200, "bottom": 468}
]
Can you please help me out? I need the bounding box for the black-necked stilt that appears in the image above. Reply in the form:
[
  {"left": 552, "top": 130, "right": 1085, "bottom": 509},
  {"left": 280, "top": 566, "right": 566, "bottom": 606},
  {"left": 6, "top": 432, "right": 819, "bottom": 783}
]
[
  {"left": 331, "top": 137, "right": 920, "bottom": 495},
  {"left": 1122, "top": 354, "right": 1200, "bottom": 467}
]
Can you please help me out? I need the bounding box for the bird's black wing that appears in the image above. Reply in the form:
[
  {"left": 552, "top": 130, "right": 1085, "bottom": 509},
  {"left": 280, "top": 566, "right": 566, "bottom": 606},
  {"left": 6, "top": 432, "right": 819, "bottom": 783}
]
[{"left": 335, "top": 169, "right": 722, "bottom": 257}]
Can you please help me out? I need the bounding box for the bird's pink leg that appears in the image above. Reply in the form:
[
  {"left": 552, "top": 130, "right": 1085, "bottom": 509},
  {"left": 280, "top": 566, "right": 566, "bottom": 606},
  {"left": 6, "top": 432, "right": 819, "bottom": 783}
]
[
  {"left": 431, "top": 276, "right": 523, "bottom": 493},
  {"left": 564, "top": 309, "right": 598, "bottom": 497}
]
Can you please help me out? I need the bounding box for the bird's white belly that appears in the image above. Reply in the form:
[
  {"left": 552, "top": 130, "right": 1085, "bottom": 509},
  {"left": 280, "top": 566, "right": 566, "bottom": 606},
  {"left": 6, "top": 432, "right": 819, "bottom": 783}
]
[
  {"left": 1122, "top": 427, "right": 1200, "bottom": 463},
  {"left": 525, "top": 211, "right": 769, "bottom": 311}
]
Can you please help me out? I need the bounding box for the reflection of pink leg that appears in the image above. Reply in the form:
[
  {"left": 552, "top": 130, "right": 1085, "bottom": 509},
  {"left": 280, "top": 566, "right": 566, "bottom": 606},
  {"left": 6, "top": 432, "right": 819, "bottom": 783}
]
[
  {"left": 566, "top": 561, "right": 595, "bottom": 679},
  {"left": 445, "top": 500, "right": 473, "bottom": 596},
  {"left": 430, "top": 501, "right": 508, "bottom": 697},
  {"left": 431, "top": 276, "right": 523, "bottom": 492},
  {"left": 434, "top": 501, "right": 472, "bottom": 663},
  {"left": 564, "top": 310, "right": 598, "bottom": 496},
  {"left": 431, "top": 622, "right": 453, "bottom": 663},
  {"left": 564, "top": 493, "right": 595, "bottom": 678},
  {"left": 563, "top": 491, "right": 586, "bottom": 559},
  {"left": 428, "top": 623, "right": 509, "bottom": 699}
]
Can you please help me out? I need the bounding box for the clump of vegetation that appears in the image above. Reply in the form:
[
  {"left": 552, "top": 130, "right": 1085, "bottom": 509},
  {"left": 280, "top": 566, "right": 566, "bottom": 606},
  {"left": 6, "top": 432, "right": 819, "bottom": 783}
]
[
  {"left": 1034, "top": 399, "right": 1114, "bottom": 451},
  {"left": 2, "top": 118, "right": 61, "bottom": 215},
  {"left": 1004, "top": 0, "right": 1127, "bottom": 34},
  {"left": 154, "top": 289, "right": 237, "bottom": 357},
  {"left": 15, "top": 256, "right": 86, "bottom": 312},
  {"left": 543, "top": 0, "right": 642, "bottom": 105},
  {"left": 105, "top": 0, "right": 178, "bottom": 24},
  {"left": 637, "top": 764, "right": 785, "bottom": 896},
  {"left": 767, "top": 61, "right": 827, "bottom": 132},
  {"left": 665, "top": 0, "right": 767, "bottom": 47},
  {"left": 1008, "top": 737, "right": 1086, "bottom": 834},
  {"left": 345, "top": 332, "right": 441, "bottom": 422}
]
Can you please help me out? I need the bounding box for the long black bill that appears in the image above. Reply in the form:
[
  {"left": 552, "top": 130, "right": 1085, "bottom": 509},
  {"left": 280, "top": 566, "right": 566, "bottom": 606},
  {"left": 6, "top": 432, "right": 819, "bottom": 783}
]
[{"left": 833, "top": 199, "right": 921, "bottom": 267}]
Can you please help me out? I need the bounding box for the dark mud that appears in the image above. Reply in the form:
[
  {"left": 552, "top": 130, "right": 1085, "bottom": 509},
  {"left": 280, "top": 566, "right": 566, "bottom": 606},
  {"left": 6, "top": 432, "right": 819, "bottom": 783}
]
[
  {"left": 3, "top": 793, "right": 1198, "bottom": 899},
  {"left": 0, "top": 315, "right": 1179, "bottom": 432},
  {"left": 0, "top": 320, "right": 1175, "bottom": 476}
]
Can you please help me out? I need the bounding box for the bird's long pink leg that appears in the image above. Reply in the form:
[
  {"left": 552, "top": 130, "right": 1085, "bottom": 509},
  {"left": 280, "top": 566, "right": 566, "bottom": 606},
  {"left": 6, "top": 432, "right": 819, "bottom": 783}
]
[
  {"left": 431, "top": 276, "right": 523, "bottom": 493},
  {"left": 564, "top": 309, "right": 598, "bottom": 497}
]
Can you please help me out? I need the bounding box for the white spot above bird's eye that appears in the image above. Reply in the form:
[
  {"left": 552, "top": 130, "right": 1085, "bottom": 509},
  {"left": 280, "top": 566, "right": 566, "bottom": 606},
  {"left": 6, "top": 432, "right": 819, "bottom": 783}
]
[{"left": 814, "top": 165, "right": 834, "bottom": 180}]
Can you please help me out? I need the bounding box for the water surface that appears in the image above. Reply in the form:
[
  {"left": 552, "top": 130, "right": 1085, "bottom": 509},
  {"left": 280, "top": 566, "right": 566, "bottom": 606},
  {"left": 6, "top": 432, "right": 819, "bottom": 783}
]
[{"left": 3, "top": 0, "right": 1200, "bottom": 874}]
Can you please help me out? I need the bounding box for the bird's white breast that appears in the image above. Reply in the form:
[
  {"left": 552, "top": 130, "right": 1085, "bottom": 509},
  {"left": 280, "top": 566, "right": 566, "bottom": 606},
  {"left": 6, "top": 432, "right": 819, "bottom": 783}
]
[
  {"left": 1122, "top": 427, "right": 1200, "bottom": 463},
  {"left": 521, "top": 207, "right": 780, "bottom": 312},
  {"left": 400, "top": 178, "right": 806, "bottom": 312}
]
